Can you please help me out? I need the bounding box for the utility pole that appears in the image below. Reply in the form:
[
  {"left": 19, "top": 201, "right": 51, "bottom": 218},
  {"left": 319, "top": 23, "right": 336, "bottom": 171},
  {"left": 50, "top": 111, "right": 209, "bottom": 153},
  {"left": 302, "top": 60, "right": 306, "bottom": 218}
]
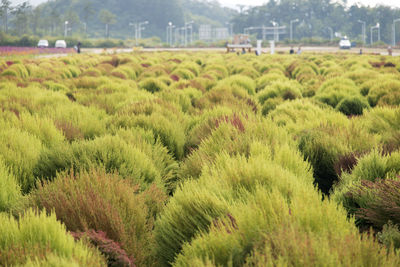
[
  {"left": 129, "top": 22, "right": 136, "bottom": 40},
  {"left": 271, "top": 21, "right": 278, "bottom": 42},
  {"left": 138, "top": 21, "right": 148, "bottom": 41},
  {"left": 184, "top": 21, "right": 194, "bottom": 46},
  {"left": 327, "top": 27, "right": 333, "bottom": 42},
  {"left": 64, "top": 21, "right": 69, "bottom": 37},
  {"left": 371, "top": 23, "right": 380, "bottom": 45},
  {"left": 393, "top": 18, "right": 400, "bottom": 46},
  {"left": 358, "top": 20, "right": 366, "bottom": 45},
  {"left": 290, "top": 19, "right": 299, "bottom": 41}
]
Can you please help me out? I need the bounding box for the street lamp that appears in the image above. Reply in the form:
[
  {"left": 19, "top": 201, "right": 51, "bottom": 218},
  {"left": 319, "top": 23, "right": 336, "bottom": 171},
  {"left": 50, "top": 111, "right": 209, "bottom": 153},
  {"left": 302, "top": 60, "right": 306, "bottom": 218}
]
[
  {"left": 64, "top": 21, "right": 69, "bottom": 37},
  {"left": 270, "top": 20, "right": 278, "bottom": 42},
  {"left": 138, "top": 21, "right": 149, "bottom": 41},
  {"left": 184, "top": 21, "right": 194, "bottom": 47},
  {"left": 393, "top": 18, "right": 400, "bottom": 46},
  {"left": 167, "top": 22, "right": 172, "bottom": 46},
  {"left": 290, "top": 19, "right": 299, "bottom": 41},
  {"left": 327, "top": 27, "right": 333, "bottom": 42},
  {"left": 371, "top": 23, "right": 380, "bottom": 45},
  {"left": 358, "top": 20, "right": 366, "bottom": 45},
  {"left": 129, "top": 22, "right": 136, "bottom": 40}
]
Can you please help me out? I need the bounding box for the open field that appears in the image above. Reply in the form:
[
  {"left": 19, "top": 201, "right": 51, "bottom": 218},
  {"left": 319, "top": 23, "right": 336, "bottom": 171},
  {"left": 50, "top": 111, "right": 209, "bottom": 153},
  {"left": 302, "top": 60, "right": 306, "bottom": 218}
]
[{"left": 1, "top": 51, "right": 400, "bottom": 266}]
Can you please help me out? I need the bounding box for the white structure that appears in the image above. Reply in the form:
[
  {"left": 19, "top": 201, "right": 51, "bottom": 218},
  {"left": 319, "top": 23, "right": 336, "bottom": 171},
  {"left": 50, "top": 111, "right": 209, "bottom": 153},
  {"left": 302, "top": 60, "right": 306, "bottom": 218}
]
[
  {"left": 215, "top": 27, "right": 230, "bottom": 40},
  {"left": 199, "top": 25, "right": 212, "bottom": 41}
]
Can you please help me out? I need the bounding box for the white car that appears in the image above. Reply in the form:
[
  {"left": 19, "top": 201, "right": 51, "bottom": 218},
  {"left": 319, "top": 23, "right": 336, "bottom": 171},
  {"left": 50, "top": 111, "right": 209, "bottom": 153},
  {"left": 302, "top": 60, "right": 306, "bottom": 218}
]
[
  {"left": 55, "top": 40, "right": 67, "bottom": 48},
  {"left": 339, "top": 37, "right": 351, "bottom": 49},
  {"left": 37, "top": 39, "right": 49, "bottom": 48}
]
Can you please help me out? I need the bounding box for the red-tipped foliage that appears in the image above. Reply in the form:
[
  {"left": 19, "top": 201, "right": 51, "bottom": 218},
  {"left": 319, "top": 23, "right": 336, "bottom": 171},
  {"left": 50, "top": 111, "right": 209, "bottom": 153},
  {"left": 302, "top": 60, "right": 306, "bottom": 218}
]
[
  {"left": 72, "top": 230, "right": 135, "bottom": 267},
  {"left": 350, "top": 179, "right": 400, "bottom": 229}
]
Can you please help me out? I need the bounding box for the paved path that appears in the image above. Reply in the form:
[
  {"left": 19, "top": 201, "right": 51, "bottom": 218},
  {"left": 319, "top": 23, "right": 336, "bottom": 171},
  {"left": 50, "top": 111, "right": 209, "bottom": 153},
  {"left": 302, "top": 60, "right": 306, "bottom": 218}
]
[{"left": 32, "top": 46, "right": 400, "bottom": 58}]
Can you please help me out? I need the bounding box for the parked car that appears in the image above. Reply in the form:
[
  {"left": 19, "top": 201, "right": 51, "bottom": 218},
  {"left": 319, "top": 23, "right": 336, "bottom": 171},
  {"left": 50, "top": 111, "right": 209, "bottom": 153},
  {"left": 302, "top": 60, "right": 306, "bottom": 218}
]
[
  {"left": 37, "top": 40, "right": 49, "bottom": 48},
  {"left": 55, "top": 40, "right": 67, "bottom": 49},
  {"left": 339, "top": 36, "right": 351, "bottom": 49}
]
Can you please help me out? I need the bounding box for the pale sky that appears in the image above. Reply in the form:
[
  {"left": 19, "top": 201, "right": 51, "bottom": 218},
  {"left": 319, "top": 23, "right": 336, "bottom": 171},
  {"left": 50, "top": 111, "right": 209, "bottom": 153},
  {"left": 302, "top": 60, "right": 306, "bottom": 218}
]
[
  {"left": 217, "top": 0, "right": 400, "bottom": 9},
  {"left": 10, "top": 0, "right": 400, "bottom": 9}
]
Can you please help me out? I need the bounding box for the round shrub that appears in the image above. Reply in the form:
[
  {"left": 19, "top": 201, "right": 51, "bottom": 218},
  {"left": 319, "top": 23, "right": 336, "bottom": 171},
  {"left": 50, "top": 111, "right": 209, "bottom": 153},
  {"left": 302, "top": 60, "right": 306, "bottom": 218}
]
[
  {"left": 336, "top": 96, "right": 370, "bottom": 116},
  {"left": 139, "top": 78, "right": 168, "bottom": 93},
  {"left": 29, "top": 169, "right": 167, "bottom": 266},
  {"left": 0, "top": 209, "right": 105, "bottom": 266},
  {"left": 0, "top": 127, "right": 42, "bottom": 193},
  {"left": 217, "top": 75, "right": 256, "bottom": 95}
]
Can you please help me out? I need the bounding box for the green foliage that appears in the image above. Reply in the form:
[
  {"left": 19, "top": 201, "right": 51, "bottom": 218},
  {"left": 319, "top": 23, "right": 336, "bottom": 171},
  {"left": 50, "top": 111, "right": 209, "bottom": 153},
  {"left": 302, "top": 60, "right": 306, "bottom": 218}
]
[
  {"left": 314, "top": 77, "right": 360, "bottom": 108},
  {"left": 0, "top": 127, "right": 42, "bottom": 193},
  {"left": 0, "top": 159, "right": 22, "bottom": 212},
  {"left": 336, "top": 96, "right": 370, "bottom": 116},
  {"left": 139, "top": 78, "right": 168, "bottom": 93},
  {"left": 378, "top": 221, "right": 400, "bottom": 249},
  {"left": 0, "top": 209, "right": 106, "bottom": 266}
]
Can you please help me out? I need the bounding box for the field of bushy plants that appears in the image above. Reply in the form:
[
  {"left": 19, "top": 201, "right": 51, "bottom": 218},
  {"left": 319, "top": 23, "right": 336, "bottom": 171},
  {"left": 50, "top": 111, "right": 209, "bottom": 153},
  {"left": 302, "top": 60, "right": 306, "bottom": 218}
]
[{"left": 1, "top": 51, "right": 400, "bottom": 266}]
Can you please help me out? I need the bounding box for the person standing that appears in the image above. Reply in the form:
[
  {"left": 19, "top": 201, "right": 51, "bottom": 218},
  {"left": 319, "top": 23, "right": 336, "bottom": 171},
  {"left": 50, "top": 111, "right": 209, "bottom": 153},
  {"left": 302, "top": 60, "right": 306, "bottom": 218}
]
[
  {"left": 297, "top": 46, "right": 302, "bottom": 55},
  {"left": 290, "top": 46, "right": 294, "bottom": 54},
  {"left": 77, "top": 41, "right": 82, "bottom": 54}
]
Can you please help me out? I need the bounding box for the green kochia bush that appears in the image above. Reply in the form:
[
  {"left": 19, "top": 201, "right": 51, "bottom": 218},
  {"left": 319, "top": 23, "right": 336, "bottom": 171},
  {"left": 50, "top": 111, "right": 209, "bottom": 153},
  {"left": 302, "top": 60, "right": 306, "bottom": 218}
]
[
  {"left": 314, "top": 77, "right": 360, "bottom": 108},
  {"left": 34, "top": 134, "right": 168, "bottom": 190},
  {"left": 29, "top": 169, "right": 166, "bottom": 266},
  {"left": 180, "top": 117, "right": 304, "bottom": 180},
  {"left": 0, "top": 127, "right": 42, "bottom": 193},
  {"left": 157, "top": 151, "right": 398, "bottom": 267},
  {"left": 0, "top": 159, "right": 21, "bottom": 212},
  {"left": 113, "top": 100, "right": 186, "bottom": 160},
  {"left": 0, "top": 209, "right": 106, "bottom": 266},
  {"left": 139, "top": 78, "right": 168, "bottom": 93},
  {"left": 216, "top": 75, "right": 256, "bottom": 95},
  {"left": 336, "top": 95, "right": 370, "bottom": 116}
]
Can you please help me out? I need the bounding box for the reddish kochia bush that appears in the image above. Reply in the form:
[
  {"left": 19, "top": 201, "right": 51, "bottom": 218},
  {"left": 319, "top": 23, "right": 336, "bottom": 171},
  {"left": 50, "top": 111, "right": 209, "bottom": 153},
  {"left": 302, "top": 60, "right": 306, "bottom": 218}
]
[
  {"left": 334, "top": 152, "right": 360, "bottom": 177},
  {"left": 215, "top": 114, "right": 246, "bottom": 132},
  {"left": 349, "top": 179, "right": 400, "bottom": 229},
  {"left": 29, "top": 169, "right": 167, "bottom": 266},
  {"left": 72, "top": 230, "right": 135, "bottom": 267}
]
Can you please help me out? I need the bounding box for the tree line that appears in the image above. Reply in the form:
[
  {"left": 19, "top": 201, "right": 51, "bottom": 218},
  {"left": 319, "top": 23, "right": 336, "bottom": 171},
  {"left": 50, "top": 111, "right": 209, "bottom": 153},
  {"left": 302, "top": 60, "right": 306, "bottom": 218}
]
[
  {"left": 232, "top": 0, "right": 400, "bottom": 45},
  {"left": 1, "top": 0, "right": 400, "bottom": 45}
]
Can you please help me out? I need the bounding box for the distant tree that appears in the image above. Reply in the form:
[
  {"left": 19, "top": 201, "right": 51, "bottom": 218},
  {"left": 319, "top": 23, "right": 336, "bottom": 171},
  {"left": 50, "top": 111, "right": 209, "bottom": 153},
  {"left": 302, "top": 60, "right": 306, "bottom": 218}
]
[
  {"left": 82, "top": 0, "right": 95, "bottom": 34},
  {"left": 99, "top": 9, "right": 116, "bottom": 38},
  {"left": 0, "top": 0, "right": 12, "bottom": 32},
  {"left": 11, "top": 2, "right": 31, "bottom": 35},
  {"left": 49, "top": 6, "right": 60, "bottom": 35},
  {"left": 30, "top": 6, "right": 42, "bottom": 35},
  {"left": 64, "top": 8, "right": 80, "bottom": 34}
]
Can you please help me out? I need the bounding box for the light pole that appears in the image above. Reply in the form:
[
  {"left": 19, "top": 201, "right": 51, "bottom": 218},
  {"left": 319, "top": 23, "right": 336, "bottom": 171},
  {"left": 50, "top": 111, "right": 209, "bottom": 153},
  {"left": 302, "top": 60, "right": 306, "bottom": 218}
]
[
  {"left": 358, "top": 20, "right": 366, "bottom": 45},
  {"left": 138, "top": 21, "right": 149, "bottom": 42},
  {"left": 184, "top": 21, "right": 194, "bottom": 46},
  {"left": 64, "top": 21, "right": 69, "bottom": 37},
  {"left": 290, "top": 19, "right": 299, "bottom": 41},
  {"left": 167, "top": 22, "right": 172, "bottom": 46},
  {"left": 327, "top": 27, "right": 333, "bottom": 42},
  {"left": 393, "top": 18, "right": 400, "bottom": 46},
  {"left": 271, "top": 21, "right": 278, "bottom": 42},
  {"left": 129, "top": 22, "right": 136, "bottom": 40},
  {"left": 371, "top": 23, "right": 380, "bottom": 45}
]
